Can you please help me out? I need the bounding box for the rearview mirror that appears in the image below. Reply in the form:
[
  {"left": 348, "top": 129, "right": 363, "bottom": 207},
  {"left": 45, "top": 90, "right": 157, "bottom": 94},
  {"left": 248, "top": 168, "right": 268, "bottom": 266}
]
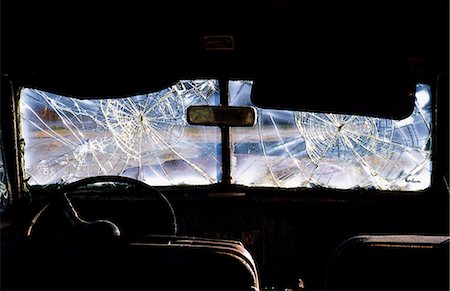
[{"left": 187, "top": 106, "right": 256, "bottom": 127}]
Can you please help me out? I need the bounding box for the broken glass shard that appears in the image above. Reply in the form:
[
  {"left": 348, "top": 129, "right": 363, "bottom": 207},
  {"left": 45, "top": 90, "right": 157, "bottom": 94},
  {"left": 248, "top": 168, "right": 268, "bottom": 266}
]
[
  {"left": 0, "top": 127, "right": 9, "bottom": 211},
  {"left": 20, "top": 80, "right": 221, "bottom": 186},
  {"left": 230, "top": 81, "right": 432, "bottom": 191}
]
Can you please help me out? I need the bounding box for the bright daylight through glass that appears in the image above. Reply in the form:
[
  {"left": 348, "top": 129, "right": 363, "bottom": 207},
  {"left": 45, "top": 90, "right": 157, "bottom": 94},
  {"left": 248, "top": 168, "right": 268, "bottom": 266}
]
[
  {"left": 20, "top": 80, "right": 432, "bottom": 191},
  {"left": 20, "top": 80, "right": 221, "bottom": 186},
  {"left": 230, "top": 81, "right": 432, "bottom": 191}
]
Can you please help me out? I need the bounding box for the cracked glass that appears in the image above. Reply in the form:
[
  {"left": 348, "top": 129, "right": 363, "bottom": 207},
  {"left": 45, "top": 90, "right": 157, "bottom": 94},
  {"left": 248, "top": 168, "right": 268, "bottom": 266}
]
[
  {"left": 0, "top": 127, "right": 9, "bottom": 211},
  {"left": 230, "top": 81, "right": 432, "bottom": 191},
  {"left": 20, "top": 80, "right": 221, "bottom": 186}
]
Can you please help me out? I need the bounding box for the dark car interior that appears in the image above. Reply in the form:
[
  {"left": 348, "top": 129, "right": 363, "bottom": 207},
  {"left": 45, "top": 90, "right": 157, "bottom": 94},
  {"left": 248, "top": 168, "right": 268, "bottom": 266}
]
[{"left": 1, "top": 0, "right": 449, "bottom": 290}]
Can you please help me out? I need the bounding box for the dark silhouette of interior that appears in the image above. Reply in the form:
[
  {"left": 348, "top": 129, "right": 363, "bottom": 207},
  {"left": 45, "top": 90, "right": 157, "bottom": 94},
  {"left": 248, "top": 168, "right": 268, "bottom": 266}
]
[{"left": 1, "top": 0, "right": 448, "bottom": 290}]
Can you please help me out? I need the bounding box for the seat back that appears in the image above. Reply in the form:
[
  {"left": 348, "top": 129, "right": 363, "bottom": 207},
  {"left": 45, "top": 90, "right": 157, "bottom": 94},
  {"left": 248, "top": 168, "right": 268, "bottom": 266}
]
[
  {"left": 2, "top": 235, "right": 259, "bottom": 290},
  {"left": 324, "top": 235, "right": 449, "bottom": 290}
]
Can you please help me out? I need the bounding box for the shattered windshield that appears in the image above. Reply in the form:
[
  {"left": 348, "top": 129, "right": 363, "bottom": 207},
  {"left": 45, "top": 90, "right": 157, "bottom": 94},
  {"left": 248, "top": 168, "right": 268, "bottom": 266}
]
[
  {"left": 230, "top": 81, "right": 432, "bottom": 191},
  {"left": 20, "top": 80, "right": 221, "bottom": 186},
  {"left": 20, "top": 80, "right": 432, "bottom": 191}
]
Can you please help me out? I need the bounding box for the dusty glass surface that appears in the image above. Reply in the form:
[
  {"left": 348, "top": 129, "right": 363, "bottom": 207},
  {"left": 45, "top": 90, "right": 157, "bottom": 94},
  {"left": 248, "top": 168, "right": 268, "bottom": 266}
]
[
  {"left": 20, "top": 80, "right": 221, "bottom": 186},
  {"left": 230, "top": 81, "right": 432, "bottom": 191}
]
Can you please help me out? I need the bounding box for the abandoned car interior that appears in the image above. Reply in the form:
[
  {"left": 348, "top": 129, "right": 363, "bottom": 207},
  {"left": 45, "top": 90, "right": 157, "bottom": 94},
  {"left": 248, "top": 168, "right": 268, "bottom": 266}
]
[{"left": 1, "top": 0, "right": 449, "bottom": 290}]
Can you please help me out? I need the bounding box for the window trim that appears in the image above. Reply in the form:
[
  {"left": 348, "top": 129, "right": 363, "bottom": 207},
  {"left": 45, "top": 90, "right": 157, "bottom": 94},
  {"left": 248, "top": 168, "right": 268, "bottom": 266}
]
[{"left": 10, "top": 80, "right": 438, "bottom": 201}]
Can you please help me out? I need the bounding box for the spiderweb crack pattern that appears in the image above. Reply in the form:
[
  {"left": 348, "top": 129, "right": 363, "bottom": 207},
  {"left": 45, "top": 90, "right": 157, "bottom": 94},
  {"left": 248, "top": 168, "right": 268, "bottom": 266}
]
[
  {"left": 21, "top": 80, "right": 221, "bottom": 186},
  {"left": 231, "top": 81, "right": 431, "bottom": 191}
]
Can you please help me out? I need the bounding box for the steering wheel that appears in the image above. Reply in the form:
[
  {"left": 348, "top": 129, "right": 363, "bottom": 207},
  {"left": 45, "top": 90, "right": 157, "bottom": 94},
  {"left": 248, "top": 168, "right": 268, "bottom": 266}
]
[{"left": 26, "top": 176, "right": 177, "bottom": 237}]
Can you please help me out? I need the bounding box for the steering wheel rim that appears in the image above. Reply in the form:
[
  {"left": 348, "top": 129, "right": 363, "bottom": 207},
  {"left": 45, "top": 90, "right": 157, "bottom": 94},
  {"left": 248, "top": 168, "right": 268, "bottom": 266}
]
[{"left": 27, "top": 175, "right": 177, "bottom": 237}]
